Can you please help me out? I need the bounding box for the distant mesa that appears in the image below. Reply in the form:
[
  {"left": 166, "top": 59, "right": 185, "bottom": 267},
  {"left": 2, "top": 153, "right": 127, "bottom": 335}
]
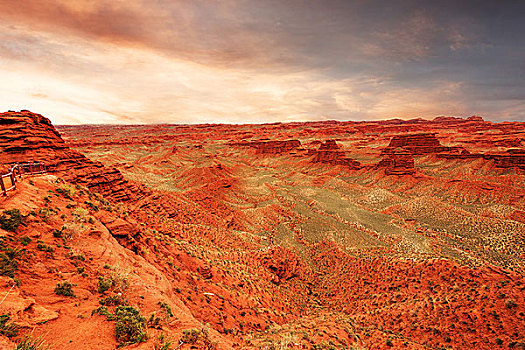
[
  {"left": 310, "top": 140, "right": 361, "bottom": 169},
  {"left": 382, "top": 133, "right": 447, "bottom": 155},
  {"left": 318, "top": 139, "right": 340, "bottom": 151},
  {"left": 467, "top": 115, "right": 484, "bottom": 122}
]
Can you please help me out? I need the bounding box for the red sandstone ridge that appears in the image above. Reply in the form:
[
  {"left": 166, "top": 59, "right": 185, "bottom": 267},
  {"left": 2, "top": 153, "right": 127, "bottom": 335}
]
[
  {"left": 382, "top": 133, "right": 448, "bottom": 155},
  {"left": 377, "top": 148, "right": 416, "bottom": 175},
  {"left": 491, "top": 149, "right": 525, "bottom": 170},
  {"left": 0, "top": 110, "right": 146, "bottom": 202},
  {"left": 230, "top": 139, "right": 301, "bottom": 154},
  {"left": 309, "top": 140, "right": 361, "bottom": 169}
]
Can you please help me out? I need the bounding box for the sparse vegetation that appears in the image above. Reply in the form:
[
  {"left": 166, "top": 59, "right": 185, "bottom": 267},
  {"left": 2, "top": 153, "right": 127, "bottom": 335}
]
[
  {"left": 14, "top": 335, "right": 50, "bottom": 350},
  {"left": 114, "top": 305, "right": 148, "bottom": 346},
  {"left": 99, "top": 294, "right": 128, "bottom": 306},
  {"left": 0, "top": 247, "right": 23, "bottom": 277},
  {"left": 55, "top": 184, "right": 76, "bottom": 199},
  {"left": 0, "top": 209, "right": 23, "bottom": 232},
  {"left": 97, "top": 270, "right": 129, "bottom": 294},
  {"left": 180, "top": 324, "right": 217, "bottom": 350},
  {"left": 54, "top": 281, "right": 75, "bottom": 297},
  {"left": 0, "top": 314, "right": 19, "bottom": 337}
]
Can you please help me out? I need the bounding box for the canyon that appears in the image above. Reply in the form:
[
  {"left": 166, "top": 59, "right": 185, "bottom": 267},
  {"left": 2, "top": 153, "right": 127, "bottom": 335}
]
[{"left": 0, "top": 110, "right": 524, "bottom": 350}]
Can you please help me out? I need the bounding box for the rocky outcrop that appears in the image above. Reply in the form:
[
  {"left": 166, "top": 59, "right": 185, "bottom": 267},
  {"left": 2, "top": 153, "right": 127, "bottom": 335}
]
[
  {"left": 318, "top": 140, "right": 339, "bottom": 151},
  {"left": 309, "top": 141, "right": 361, "bottom": 169},
  {"left": 0, "top": 110, "right": 147, "bottom": 202},
  {"left": 377, "top": 148, "right": 416, "bottom": 175},
  {"left": 489, "top": 149, "right": 525, "bottom": 170},
  {"left": 231, "top": 139, "right": 301, "bottom": 154},
  {"left": 382, "top": 133, "right": 448, "bottom": 155}
]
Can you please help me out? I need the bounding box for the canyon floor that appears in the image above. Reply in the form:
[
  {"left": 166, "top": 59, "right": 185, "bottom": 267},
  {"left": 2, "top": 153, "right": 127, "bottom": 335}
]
[{"left": 1, "top": 111, "right": 524, "bottom": 349}]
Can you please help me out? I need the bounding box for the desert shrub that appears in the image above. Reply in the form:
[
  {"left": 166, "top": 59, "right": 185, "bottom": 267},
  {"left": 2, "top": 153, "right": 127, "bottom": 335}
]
[
  {"left": 19, "top": 236, "right": 31, "bottom": 246},
  {"left": 55, "top": 184, "right": 75, "bottom": 199},
  {"left": 0, "top": 209, "right": 23, "bottom": 232},
  {"left": 54, "top": 281, "right": 75, "bottom": 297},
  {"left": 114, "top": 305, "right": 148, "bottom": 346},
  {"left": 52, "top": 227, "right": 65, "bottom": 238},
  {"left": 180, "top": 324, "right": 216, "bottom": 349},
  {"left": 181, "top": 329, "right": 200, "bottom": 344},
  {"left": 155, "top": 333, "right": 174, "bottom": 350},
  {"left": 14, "top": 335, "right": 50, "bottom": 350},
  {"left": 72, "top": 207, "right": 89, "bottom": 222},
  {"left": 158, "top": 301, "right": 173, "bottom": 317},
  {"left": 97, "top": 276, "right": 113, "bottom": 294},
  {"left": 97, "top": 270, "right": 129, "bottom": 294},
  {"left": 99, "top": 294, "right": 128, "bottom": 307},
  {"left": 0, "top": 314, "right": 19, "bottom": 337},
  {"left": 0, "top": 247, "right": 23, "bottom": 277},
  {"left": 505, "top": 299, "right": 517, "bottom": 308},
  {"left": 38, "top": 208, "right": 54, "bottom": 223},
  {"left": 36, "top": 243, "right": 54, "bottom": 253},
  {"left": 91, "top": 306, "right": 115, "bottom": 321}
]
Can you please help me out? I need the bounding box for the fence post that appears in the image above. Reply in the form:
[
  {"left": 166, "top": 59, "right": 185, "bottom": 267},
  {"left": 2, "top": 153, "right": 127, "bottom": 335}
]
[
  {"left": 0, "top": 176, "right": 6, "bottom": 196},
  {"left": 10, "top": 173, "right": 16, "bottom": 191}
]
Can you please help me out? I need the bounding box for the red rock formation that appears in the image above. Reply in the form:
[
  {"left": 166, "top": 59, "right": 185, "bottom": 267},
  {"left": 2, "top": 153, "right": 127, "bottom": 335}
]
[
  {"left": 382, "top": 133, "right": 448, "bottom": 155},
  {"left": 467, "top": 115, "right": 484, "bottom": 122},
  {"left": 310, "top": 140, "right": 361, "bottom": 169},
  {"left": 377, "top": 148, "right": 416, "bottom": 175},
  {"left": 230, "top": 139, "right": 301, "bottom": 154},
  {"left": 0, "top": 110, "right": 146, "bottom": 202},
  {"left": 318, "top": 139, "right": 339, "bottom": 150},
  {"left": 489, "top": 149, "right": 525, "bottom": 170}
]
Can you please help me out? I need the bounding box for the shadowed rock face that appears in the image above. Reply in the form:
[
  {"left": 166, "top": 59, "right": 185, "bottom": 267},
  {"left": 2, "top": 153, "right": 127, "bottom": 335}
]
[
  {"left": 0, "top": 110, "right": 146, "bottom": 202},
  {"left": 377, "top": 148, "right": 416, "bottom": 175}
]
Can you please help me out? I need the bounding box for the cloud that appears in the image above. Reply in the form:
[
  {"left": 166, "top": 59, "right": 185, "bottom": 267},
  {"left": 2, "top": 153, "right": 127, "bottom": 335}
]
[{"left": 0, "top": 0, "right": 523, "bottom": 123}]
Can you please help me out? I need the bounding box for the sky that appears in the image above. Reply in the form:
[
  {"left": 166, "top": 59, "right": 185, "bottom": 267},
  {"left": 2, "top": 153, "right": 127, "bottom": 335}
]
[{"left": 0, "top": 0, "right": 523, "bottom": 124}]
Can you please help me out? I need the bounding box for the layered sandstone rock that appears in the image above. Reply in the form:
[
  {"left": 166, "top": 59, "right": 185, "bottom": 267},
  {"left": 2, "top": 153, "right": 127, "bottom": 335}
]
[
  {"left": 0, "top": 110, "right": 147, "bottom": 202},
  {"left": 382, "top": 133, "right": 447, "bottom": 155},
  {"left": 310, "top": 140, "right": 361, "bottom": 169},
  {"left": 489, "top": 149, "right": 525, "bottom": 170},
  {"left": 377, "top": 148, "right": 416, "bottom": 175},
  {"left": 231, "top": 139, "right": 301, "bottom": 154}
]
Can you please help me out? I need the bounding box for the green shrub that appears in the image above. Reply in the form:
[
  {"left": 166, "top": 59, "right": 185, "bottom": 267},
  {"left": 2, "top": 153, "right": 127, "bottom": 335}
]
[
  {"left": 99, "top": 294, "right": 128, "bottom": 306},
  {"left": 19, "top": 236, "right": 32, "bottom": 246},
  {"left": 115, "top": 305, "right": 148, "bottom": 346},
  {"left": 36, "top": 244, "right": 54, "bottom": 253},
  {"left": 0, "top": 314, "right": 19, "bottom": 337},
  {"left": 158, "top": 301, "right": 173, "bottom": 317},
  {"left": 97, "top": 271, "right": 129, "bottom": 294},
  {"left": 54, "top": 281, "right": 75, "bottom": 297},
  {"left": 0, "top": 209, "right": 23, "bottom": 232},
  {"left": 0, "top": 247, "right": 23, "bottom": 277},
  {"left": 97, "top": 276, "right": 113, "bottom": 294},
  {"left": 14, "top": 335, "right": 50, "bottom": 350},
  {"left": 91, "top": 306, "right": 115, "bottom": 321},
  {"left": 180, "top": 325, "right": 216, "bottom": 349},
  {"left": 55, "top": 185, "right": 76, "bottom": 199}
]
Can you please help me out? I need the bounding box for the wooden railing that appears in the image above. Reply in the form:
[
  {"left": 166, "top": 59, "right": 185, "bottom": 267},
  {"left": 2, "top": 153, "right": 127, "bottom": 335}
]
[{"left": 1, "top": 162, "right": 46, "bottom": 196}]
